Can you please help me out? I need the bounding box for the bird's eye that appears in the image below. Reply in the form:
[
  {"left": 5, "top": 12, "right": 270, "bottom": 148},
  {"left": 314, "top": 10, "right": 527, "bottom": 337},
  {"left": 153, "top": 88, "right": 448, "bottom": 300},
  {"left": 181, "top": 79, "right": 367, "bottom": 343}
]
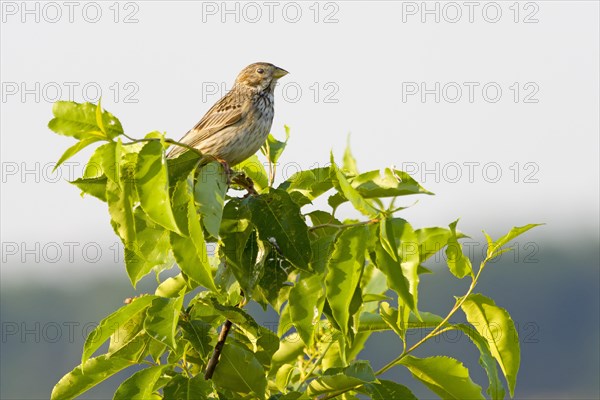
[{"left": 256, "top": 68, "right": 264, "bottom": 74}]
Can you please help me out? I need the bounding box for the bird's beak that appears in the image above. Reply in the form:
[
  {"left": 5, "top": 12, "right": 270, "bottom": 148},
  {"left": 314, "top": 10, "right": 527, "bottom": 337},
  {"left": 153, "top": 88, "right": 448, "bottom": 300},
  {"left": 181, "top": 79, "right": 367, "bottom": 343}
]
[{"left": 273, "top": 67, "right": 289, "bottom": 79}]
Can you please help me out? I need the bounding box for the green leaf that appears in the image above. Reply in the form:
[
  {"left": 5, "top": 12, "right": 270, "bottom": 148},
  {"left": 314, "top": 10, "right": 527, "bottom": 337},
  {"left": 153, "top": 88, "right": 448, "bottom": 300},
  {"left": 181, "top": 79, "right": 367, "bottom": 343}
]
[
  {"left": 379, "top": 218, "right": 398, "bottom": 261},
  {"left": 325, "top": 225, "right": 368, "bottom": 337},
  {"left": 113, "top": 365, "right": 168, "bottom": 400},
  {"left": 71, "top": 176, "right": 108, "bottom": 201},
  {"left": 343, "top": 136, "right": 359, "bottom": 176},
  {"left": 107, "top": 174, "right": 136, "bottom": 246},
  {"left": 195, "top": 161, "right": 228, "bottom": 238},
  {"left": 445, "top": 219, "right": 473, "bottom": 279},
  {"left": 452, "top": 324, "right": 506, "bottom": 400},
  {"left": 54, "top": 136, "right": 102, "bottom": 170},
  {"left": 245, "top": 188, "right": 313, "bottom": 271},
  {"left": 379, "top": 302, "right": 409, "bottom": 341},
  {"left": 124, "top": 209, "right": 173, "bottom": 287},
  {"left": 399, "top": 355, "right": 484, "bottom": 400},
  {"left": 270, "top": 336, "right": 305, "bottom": 376},
  {"left": 144, "top": 296, "right": 184, "bottom": 350},
  {"left": 51, "top": 334, "right": 150, "bottom": 400},
  {"left": 278, "top": 167, "right": 333, "bottom": 207},
  {"left": 254, "top": 326, "right": 280, "bottom": 368},
  {"left": 486, "top": 224, "right": 542, "bottom": 258},
  {"left": 254, "top": 252, "right": 291, "bottom": 311},
  {"left": 219, "top": 199, "right": 255, "bottom": 290},
  {"left": 170, "top": 180, "right": 217, "bottom": 291},
  {"left": 352, "top": 168, "right": 433, "bottom": 198},
  {"left": 461, "top": 293, "right": 520, "bottom": 397},
  {"left": 289, "top": 273, "right": 325, "bottom": 346},
  {"left": 362, "top": 380, "right": 418, "bottom": 400},
  {"left": 235, "top": 155, "right": 268, "bottom": 192},
  {"left": 181, "top": 320, "right": 215, "bottom": 358},
  {"left": 275, "top": 363, "right": 297, "bottom": 392},
  {"left": 52, "top": 356, "right": 133, "bottom": 400},
  {"left": 415, "top": 227, "right": 465, "bottom": 262},
  {"left": 82, "top": 295, "right": 157, "bottom": 364},
  {"left": 212, "top": 341, "right": 267, "bottom": 398},
  {"left": 48, "top": 101, "right": 123, "bottom": 140},
  {"left": 167, "top": 149, "right": 202, "bottom": 184},
  {"left": 101, "top": 140, "right": 123, "bottom": 186},
  {"left": 108, "top": 308, "right": 145, "bottom": 354},
  {"left": 261, "top": 127, "right": 290, "bottom": 164},
  {"left": 163, "top": 374, "right": 213, "bottom": 400},
  {"left": 135, "top": 140, "right": 181, "bottom": 233},
  {"left": 330, "top": 153, "right": 379, "bottom": 217},
  {"left": 371, "top": 219, "right": 420, "bottom": 315},
  {"left": 307, "top": 361, "right": 377, "bottom": 396},
  {"left": 372, "top": 239, "right": 412, "bottom": 313},
  {"left": 155, "top": 273, "right": 190, "bottom": 298}
]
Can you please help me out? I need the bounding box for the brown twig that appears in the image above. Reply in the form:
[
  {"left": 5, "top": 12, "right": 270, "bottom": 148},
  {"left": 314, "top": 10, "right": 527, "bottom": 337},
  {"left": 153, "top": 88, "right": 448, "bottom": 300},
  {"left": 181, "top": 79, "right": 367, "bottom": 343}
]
[{"left": 204, "top": 319, "right": 233, "bottom": 380}]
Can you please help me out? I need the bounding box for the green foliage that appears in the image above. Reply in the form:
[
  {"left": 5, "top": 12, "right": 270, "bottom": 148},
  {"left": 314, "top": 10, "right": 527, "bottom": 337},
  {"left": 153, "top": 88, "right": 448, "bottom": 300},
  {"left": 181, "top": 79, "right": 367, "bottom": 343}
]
[{"left": 49, "top": 101, "right": 541, "bottom": 400}]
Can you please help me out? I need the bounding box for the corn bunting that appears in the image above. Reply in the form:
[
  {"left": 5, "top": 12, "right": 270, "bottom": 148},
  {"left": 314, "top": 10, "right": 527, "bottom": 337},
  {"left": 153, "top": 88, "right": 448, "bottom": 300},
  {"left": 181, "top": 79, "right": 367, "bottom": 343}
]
[{"left": 167, "top": 62, "right": 289, "bottom": 166}]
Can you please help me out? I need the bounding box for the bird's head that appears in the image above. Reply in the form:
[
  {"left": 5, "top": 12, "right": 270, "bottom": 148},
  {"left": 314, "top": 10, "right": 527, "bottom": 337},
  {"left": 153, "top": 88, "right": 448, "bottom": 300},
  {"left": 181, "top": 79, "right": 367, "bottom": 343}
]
[{"left": 235, "top": 62, "right": 289, "bottom": 92}]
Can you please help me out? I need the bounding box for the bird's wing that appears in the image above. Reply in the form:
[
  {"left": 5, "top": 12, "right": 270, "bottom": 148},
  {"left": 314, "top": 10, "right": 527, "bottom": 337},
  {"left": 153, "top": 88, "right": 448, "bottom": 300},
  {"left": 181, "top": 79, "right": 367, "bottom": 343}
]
[{"left": 168, "top": 95, "right": 244, "bottom": 158}]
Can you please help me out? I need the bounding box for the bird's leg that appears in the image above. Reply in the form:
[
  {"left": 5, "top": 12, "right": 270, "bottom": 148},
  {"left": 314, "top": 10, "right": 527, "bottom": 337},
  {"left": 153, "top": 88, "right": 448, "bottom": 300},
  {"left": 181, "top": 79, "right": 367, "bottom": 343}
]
[
  {"left": 231, "top": 172, "right": 257, "bottom": 197},
  {"left": 205, "top": 156, "right": 233, "bottom": 185}
]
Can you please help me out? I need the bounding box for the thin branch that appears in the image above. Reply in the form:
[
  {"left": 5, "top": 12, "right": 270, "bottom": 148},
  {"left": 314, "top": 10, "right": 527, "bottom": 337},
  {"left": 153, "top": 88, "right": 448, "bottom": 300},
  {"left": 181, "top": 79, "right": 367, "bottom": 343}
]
[
  {"left": 297, "top": 338, "right": 335, "bottom": 389},
  {"left": 204, "top": 319, "right": 233, "bottom": 380},
  {"left": 309, "top": 219, "right": 380, "bottom": 232},
  {"left": 319, "top": 256, "right": 491, "bottom": 399},
  {"left": 122, "top": 136, "right": 204, "bottom": 158}
]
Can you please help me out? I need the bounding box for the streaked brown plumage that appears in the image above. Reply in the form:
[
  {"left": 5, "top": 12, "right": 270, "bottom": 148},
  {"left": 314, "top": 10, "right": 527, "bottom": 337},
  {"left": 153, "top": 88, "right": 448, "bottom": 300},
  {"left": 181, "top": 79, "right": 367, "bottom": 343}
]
[{"left": 167, "top": 62, "right": 289, "bottom": 165}]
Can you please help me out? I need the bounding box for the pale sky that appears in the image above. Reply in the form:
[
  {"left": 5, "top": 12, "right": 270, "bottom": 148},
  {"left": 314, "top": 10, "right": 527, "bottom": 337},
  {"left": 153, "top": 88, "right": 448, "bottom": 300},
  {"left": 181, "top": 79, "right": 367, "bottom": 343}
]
[{"left": 1, "top": 1, "right": 598, "bottom": 280}]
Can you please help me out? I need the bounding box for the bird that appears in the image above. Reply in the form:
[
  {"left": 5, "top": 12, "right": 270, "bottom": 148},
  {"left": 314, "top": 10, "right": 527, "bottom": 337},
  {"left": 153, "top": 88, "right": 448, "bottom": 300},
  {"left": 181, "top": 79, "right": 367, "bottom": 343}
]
[{"left": 167, "top": 62, "right": 289, "bottom": 167}]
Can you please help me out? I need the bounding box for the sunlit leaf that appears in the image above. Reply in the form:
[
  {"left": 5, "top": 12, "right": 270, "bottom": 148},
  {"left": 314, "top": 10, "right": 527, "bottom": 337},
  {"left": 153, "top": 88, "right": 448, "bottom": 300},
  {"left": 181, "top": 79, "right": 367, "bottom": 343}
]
[
  {"left": 325, "top": 225, "right": 368, "bottom": 337},
  {"left": 452, "top": 324, "right": 506, "bottom": 400},
  {"left": 51, "top": 333, "right": 150, "bottom": 400},
  {"left": 362, "top": 380, "right": 417, "bottom": 400},
  {"left": 307, "top": 361, "right": 377, "bottom": 396},
  {"left": 48, "top": 101, "right": 123, "bottom": 140},
  {"left": 113, "top": 365, "right": 169, "bottom": 400},
  {"left": 144, "top": 295, "right": 184, "bottom": 350},
  {"left": 343, "top": 136, "right": 359, "bottom": 176},
  {"left": 54, "top": 136, "right": 102, "bottom": 171},
  {"left": 82, "top": 295, "right": 157, "bottom": 364},
  {"left": 261, "top": 127, "right": 290, "bottom": 164},
  {"left": 352, "top": 168, "right": 433, "bottom": 198},
  {"left": 399, "top": 355, "right": 484, "bottom": 400},
  {"left": 170, "top": 178, "right": 217, "bottom": 291},
  {"left": 445, "top": 219, "right": 473, "bottom": 279},
  {"left": 195, "top": 161, "right": 228, "bottom": 238},
  {"left": 70, "top": 176, "right": 107, "bottom": 201},
  {"left": 135, "top": 140, "right": 181, "bottom": 233},
  {"left": 212, "top": 341, "right": 267, "bottom": 398},
  {"left": 486, "top": 224, "right": 542, "bottom": 259},
  {"left": 163, "top": 374, "right": 213, "bottom": 399},
  {"left": 124, "top": 209, "right": 173, "bottom": 287},
  {"left": 330, "top": 153, "right": 379, "bottom": 217},
  {"left": 289, "top": 273, "right": 325, "bottom": 346},
  {"left": 279, "top": 167, "right": 333, "bottom": 207},
  {"left": 461, "top": 293, "right": 520, "bottom": 397}
]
